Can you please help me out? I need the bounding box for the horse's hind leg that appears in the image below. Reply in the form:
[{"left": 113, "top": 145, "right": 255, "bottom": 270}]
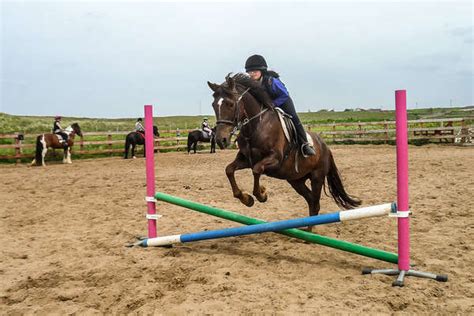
[
  {"left": 288, "top": 178, "right": 317, "bottom": 231},
  {"left": 132, "top": 144, "right": 137, "bottom": 159},
  {"left": 309, "top": 172, "right": 325, "bottom": 217},
  {"left": 41, "top": 147, "right": 47, "bottom": 166},
  {"left": 226, "top": 152, "right": 253, "bottom": 207}
]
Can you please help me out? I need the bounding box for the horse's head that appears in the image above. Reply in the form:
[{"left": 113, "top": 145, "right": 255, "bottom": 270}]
[
  {"left": 207, "top": 74, "right": 245, "bottom": 149},
  {"left": 153, "top": 126, "right": 160, "bottom": 137},
  {"left": 71, "top": 123, "right": 83, "bottom": 137}
]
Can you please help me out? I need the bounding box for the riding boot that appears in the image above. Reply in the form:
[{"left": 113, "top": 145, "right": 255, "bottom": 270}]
[{"left": 295, "top": 123, "right": 316, "bottom": 156}]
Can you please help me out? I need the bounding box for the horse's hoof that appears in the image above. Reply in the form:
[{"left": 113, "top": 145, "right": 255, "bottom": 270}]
[
  {"left": 241, "top": 194, "right": 254, "bottom": 207},
  {"left": 133, "top": 156, "right": 137, "bottom": 159},
  {"left": 256, "top": 193, "right": 268, "bottom": 203},
  {"left": 255, "top": 186, "right": 268, "bottom": 203}
]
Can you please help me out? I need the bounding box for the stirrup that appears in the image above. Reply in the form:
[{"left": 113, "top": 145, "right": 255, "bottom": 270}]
[{"left": 301, "top": 143, "right": 316, "bottom": 157}]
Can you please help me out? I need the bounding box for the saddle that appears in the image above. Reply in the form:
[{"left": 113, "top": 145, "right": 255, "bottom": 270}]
[
  {"left": 136, "top": 131, "right": 145, "bottom": 140},
  {"left": 54, "top": 134, "right": 66, "bottom": 143},
  {"left": 275, "top": 108, "right": 314, "bottom": 147},
  {"left": 201, "top": 130, "right": 213, "bottom": 140},
  {"left": 275, "top": 108, "right": 314, "bottom": 172}
]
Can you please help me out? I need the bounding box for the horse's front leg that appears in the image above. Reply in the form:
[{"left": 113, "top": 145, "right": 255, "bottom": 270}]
[
  {"left": 225, "top": 152, "right": 253, "bottom": 207},
  {"left": 63, "top": 147, "right": 72, "bottom": 164},
  {"left": 252, "top": 154, "right": 280, "bottom": 203}
]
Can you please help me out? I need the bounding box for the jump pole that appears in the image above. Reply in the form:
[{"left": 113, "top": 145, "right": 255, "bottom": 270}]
[
  {"left": 138, "top": 202, "right": 395, "bottom": 247},
  {"left": 361, "top": 90, "right": 448, "bottom": 286},
  {"left": 148, "top": 192, "right": 399, "bottom": 264}
]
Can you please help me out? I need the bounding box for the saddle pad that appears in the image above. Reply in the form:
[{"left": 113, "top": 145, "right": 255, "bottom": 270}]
[
  {"left": 306, "top": 132, "right": 314, "bottom": 147},
  {"left": 276, "top": 109, "right": 291, "bottom": 142}
]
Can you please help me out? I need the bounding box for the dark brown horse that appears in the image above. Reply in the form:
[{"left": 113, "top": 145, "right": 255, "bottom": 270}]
[
  {"left": 31, "top": 123, "right": 83, "bottom": 166},
  {"left": 187, "top": 127, "right": 217, "bottom": 154},
  {"left": 124, "top": 126, "right": 160, "bottom": 159},
  {"left": 207, "top": 74, "right": 360, "bottom": 227}
]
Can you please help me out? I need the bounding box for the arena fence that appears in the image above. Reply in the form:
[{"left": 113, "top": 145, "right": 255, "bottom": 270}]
[{"left": 0, "top": 118, "right": 472, "bottom": 163}]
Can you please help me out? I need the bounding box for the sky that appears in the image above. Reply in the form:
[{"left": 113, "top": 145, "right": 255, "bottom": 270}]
[{"left": 1, "top": 0, "right": 472, "bottom": 118}]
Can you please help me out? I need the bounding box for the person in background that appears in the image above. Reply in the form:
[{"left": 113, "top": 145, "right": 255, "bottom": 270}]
[
  {"left": 176, "top": 128, "right": 181, "bottom": 145},
  {"left": 52, "top": 115, "right": 68, "bottom": 146},
  {"left": 202, "top": 117, "right": 213, "bottom": 137},
  {"left": 135, "top": 118, "right": 145, "bottom": 133}
]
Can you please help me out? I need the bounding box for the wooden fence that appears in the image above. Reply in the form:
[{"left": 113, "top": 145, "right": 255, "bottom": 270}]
[
  {"left": 0, "top": 118, "right": 472, "bottom": 163},
  {"left": 310, "top": 118, "right": 473, "bottom": 144}
]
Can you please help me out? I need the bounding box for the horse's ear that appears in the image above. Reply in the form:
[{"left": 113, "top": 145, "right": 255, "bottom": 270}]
[
  {"left": 207, "top": 81, "right": 220, "bottom": 92},
  {"left": 225, "top": 73, "right": 235, "bottom": 91}
]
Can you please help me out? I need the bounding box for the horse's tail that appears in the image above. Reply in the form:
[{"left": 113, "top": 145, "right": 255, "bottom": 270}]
[
  {"left": 124, "top": 135, "right": 130, "bottom": 158},
  {"left": 34, "top": 135, "right": 43, "bottom": 166},
  {"left": 326, "top": 151, "right": 361, "bottom": 209},
  {"left": 187, "top": 134, "right": 193, "bottom": 153}
]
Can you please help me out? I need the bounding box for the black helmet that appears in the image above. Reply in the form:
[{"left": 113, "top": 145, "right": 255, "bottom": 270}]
[
  {"left": 137, "top": 118, "right": 142, "bottom": 122},
  {"left": 245, "top": 54, "right": 268, "bottom": 72}
]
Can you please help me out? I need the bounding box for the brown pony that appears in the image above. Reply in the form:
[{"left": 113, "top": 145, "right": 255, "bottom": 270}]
[
  {"left": 207, "top": 74, "right": 360, "bottom": 226},
  {"left": 31, "top": 123, "right": 83, "bottom": 166}
]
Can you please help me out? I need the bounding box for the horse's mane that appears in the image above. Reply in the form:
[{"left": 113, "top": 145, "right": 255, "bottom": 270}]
[{"left": 223, "top": 73, "right": 274, "bottom": 109}]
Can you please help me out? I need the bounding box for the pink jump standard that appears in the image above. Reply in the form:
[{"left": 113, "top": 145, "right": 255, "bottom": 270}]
[
  {"left": 145, "top": 105, "right": 157, "bottom": 238},
  {"left": 362, "top": 90, "right": 447, "bottom": 286}
]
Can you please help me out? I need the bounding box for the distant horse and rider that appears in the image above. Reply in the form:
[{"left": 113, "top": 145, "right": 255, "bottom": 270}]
[
  {"left": 31, "top": 119, "right": 83, "bottom": 166},
  {"left": 124, "top": 121, "right": 160, "bottom": 159},
  {"left": 187, "top": 124, "right": 216, "bottom": 154},
  {"left": 207, "top": 72, "right": 360, "bottom": 230}
]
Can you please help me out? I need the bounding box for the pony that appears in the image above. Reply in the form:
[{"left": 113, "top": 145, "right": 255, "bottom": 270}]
[
  {"left": 187, "top": 127, "right": 216, "bottom": 154},
  {"left": 207, "top": 73, "right": 360, "bottom": 229},
  {"left": 31, "top": 123, "right": 83, "bottom": 166},
  {"left": 124, "top": 126, "right": 159, "bottom": 159}
]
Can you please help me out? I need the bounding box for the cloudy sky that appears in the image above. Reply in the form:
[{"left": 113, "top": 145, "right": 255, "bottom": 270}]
[{"left": 1, "top": 0, "right": 472, "bottom": 118}]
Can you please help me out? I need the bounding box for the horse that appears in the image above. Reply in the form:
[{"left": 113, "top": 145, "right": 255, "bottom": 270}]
[
  {"left": 187, "top": 127, "right": 216, "bottom": 154},
  {"left": 124, "top": 126, "right": 159, "bottom": 159},
  {"left": 31, "top": 123, "right": 83, "bottom": 166},
  {"left": 207, "top": 73, "right": 361, "bottom": 230}
]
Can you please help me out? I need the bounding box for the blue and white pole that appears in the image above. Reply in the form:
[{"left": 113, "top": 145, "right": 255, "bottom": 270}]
[{"left": 138, "top": 203, "right": 396, "bottom": 247}]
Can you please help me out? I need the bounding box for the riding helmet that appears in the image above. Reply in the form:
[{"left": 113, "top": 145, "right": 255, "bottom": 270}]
[{"left": 245, "top": 55, "right": 268, "bottom": 72}]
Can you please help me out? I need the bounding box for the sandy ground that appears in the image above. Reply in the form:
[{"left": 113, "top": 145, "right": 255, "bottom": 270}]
[{"left": 1, "top": 144, "right": 473, "bottom": 314}]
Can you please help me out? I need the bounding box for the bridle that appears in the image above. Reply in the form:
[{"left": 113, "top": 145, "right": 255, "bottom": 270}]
[{"left": 215, "top": 87, "right": 268, "bottom": 136}]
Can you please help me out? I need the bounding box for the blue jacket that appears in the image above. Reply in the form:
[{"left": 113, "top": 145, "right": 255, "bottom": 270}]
[{"left": 265, "top": 77, "right": 290, "bottom": 108}]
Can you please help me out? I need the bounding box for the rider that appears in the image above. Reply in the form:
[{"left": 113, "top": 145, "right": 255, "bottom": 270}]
[
  {"left": 244, "top": 54, "right": 316, "bottom": 156},
  {"left": 202, "top": 117, "right": 213, "bottom": 137},
  {"left": 135, "top": 118, "right": 145, "bottom": 133},
  {"left": 52, "top": 115, "right": 68, "bottom": 146}
]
